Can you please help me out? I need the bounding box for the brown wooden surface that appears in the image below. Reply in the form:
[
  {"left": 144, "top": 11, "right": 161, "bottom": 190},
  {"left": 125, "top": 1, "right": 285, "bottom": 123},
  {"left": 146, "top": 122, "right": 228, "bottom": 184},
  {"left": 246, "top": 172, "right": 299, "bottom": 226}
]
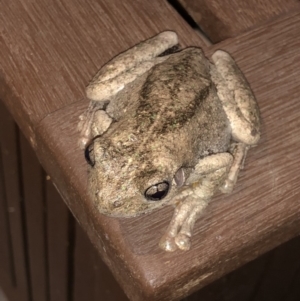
[
  {"left": 0, "top": 102, "right": 29, "bottom": 301},
  {"left": 45, "top": 175, "right": 71, "bottom": 301},
  {"left": 0, "top": 102, "right": 74, "bottom": 301},
  {"left": 186, "top": 235, "right": 300, "bottom": 301},
  {"left": 20, "top": 134, "right": 47, "bottom": 301},
  {"left": 177, "top": 0, "right": 300, "bottom": 42},
  {"left": 73, "top": 222, "right": 128, "bottom": 301},
  {"left": 1, "top": 0, "right": 300, "bottom": 300},
  {"left": 0, "top": 130, "right": 13, "bottom": 293}
]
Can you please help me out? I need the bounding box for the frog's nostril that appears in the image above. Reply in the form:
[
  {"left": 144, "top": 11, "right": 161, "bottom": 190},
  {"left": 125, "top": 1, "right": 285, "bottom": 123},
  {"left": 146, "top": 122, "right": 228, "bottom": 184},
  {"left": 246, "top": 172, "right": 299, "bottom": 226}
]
[
  {"left": 144, "top": 181, "right": 169, "bottom": 201},
  {"left": 113, "top": 200, "right": 124, "bottom": 208}
]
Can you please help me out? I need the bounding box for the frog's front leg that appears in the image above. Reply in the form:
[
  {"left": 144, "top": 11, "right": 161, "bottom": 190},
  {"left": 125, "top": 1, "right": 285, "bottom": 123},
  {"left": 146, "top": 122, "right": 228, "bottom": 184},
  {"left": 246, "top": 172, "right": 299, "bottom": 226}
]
[
  {"left": 211, "top": 51, "right": 261, "bottom": 192},
  {"left": 159, "top": 153, "right": 233, "bottom": 252}
]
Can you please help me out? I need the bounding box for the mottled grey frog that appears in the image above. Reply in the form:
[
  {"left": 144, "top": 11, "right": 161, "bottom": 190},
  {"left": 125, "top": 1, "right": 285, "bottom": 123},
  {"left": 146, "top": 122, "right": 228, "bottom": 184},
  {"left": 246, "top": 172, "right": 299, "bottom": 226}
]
[{"left": 78, "top": 31, "right": 260, "bottom": 252}]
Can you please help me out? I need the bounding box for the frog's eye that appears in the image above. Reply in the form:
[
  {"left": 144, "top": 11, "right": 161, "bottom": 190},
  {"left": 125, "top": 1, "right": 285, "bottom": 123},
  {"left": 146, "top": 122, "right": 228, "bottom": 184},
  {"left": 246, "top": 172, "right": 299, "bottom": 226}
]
[
  {"left": 85, "top": 141, "right": 95, "bottom": 166},
  {"left": 144, "top": 181, "right": 169, "bottom": 201}
]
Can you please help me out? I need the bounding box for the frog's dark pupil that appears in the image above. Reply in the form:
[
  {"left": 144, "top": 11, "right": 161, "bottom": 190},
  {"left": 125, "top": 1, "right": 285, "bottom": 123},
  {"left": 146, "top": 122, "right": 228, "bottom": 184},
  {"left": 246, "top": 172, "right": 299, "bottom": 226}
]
[
  {"left": 85, "top": 142, "right": 95, "bottom": 166},
  {"left": 145, "top": 181, "right": 169, "bottom": 201}
]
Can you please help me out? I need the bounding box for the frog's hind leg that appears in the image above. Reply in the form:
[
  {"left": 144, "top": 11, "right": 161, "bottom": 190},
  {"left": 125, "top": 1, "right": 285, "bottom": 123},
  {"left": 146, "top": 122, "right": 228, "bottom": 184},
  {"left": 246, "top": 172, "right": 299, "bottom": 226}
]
[
  {"left": 211, "top": 50, "right": 260, "bottom": 145},
  {"left": 86, "top": 31, "right": 179, "bottom": 102},
  {"left": 211, "top": 50, "right": 261, "bottom": 192},
  {"left": 219, "top": 142, "right": 249, "bottom": 193}
]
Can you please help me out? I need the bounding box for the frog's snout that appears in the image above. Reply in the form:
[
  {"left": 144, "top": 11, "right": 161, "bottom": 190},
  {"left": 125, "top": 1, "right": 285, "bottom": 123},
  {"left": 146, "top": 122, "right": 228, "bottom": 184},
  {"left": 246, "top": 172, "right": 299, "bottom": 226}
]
[{"left": 144, "top": 181, "right": 170, "bottom": 201}]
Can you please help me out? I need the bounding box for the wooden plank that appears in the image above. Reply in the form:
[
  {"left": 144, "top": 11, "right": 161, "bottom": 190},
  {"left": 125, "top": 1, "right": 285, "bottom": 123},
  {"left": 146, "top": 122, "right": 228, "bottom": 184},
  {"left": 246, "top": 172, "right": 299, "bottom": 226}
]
[
  {"left": 184, "top": 236, "right": 300, "bottom": 300},
  {"left": 34, "top": 10, "right": 300, "bottom": 301},
  {"left": 285, "top": 265, "right": 300, "bottom": 301},
  {"left": 93, "top": 252, "right": 129, "bottom": 301},
  {"left": 251, "top": 236, "right": 300, "bottom": 301},
  {"left": 0, "top": 102, "right": 29, "bottom": 301},
  {"left": 0, "top": 150, "right": 12, "bottom": 283},
  {"left": 184, "top": 252, "right": 270, "bottom": 300},
  {"left": 45, "top": 177, "right": 71, "bottom": 301},
  {"left": 0, "top": 103, "right": 15, "bottom": 294},
  {"left": 73, "top": 223, "right": 128, "bottom": 301},
  {"left": 19, "top": 133, "right": 48, "bottom": 301},
  {"left": 72, "top": 223, "right": 95, "bottom": 301},
  {"left": 176, "top": 0, "right": 300, "bottom": 42}
]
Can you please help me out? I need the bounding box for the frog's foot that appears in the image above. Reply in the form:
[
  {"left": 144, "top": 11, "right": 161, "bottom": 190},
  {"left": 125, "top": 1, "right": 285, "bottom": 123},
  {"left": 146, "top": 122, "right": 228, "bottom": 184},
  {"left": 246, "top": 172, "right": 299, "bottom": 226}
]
[
  {"left": 78, "top": 100, "right": 111, "bottom": 149},
  {"left": 159, "top": 198, "right": 208, "bottom": 252},
  {"left": 220, "top": 143, "right": 249, "bottom": 193},
  {"left": 159, "top": 158, "right": 231, "bottom": 252}
]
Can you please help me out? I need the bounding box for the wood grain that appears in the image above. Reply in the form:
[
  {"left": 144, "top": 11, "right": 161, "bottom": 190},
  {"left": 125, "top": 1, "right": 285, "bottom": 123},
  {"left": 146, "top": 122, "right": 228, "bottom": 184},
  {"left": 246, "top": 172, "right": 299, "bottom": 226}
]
[
  {"left": 177, "top": 0, "right": 300, "bottom": 42},
  {"left": 185, "top": 235, "right": 300, "bottom": 300},
  {"left": 1, "top": 0, "right": 300, "bottom": 300}
]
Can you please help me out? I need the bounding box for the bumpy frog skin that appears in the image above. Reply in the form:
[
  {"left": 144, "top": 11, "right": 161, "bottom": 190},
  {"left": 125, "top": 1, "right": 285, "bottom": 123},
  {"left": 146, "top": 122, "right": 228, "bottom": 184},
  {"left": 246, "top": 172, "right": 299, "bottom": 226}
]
[{"left": 78, "top": 31, "right": 260, "bottom": 252}]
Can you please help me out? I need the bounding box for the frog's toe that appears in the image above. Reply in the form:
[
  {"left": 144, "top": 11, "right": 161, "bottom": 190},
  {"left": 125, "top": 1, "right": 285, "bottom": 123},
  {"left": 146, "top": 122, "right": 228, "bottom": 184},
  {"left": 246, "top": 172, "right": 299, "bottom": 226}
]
[
  {"left": 219, "top": 178, "right": 235, "bottom": 193},
  {"left": 159, "top": 234, "right": 177, "bottom": 252},
  {"left": 78, "top": 136, "right": 90, "bottom": 150},
  {"left": 77, "top": 114, "right": 86, "bottom": 132},
  {"left": 175, "top": 233, "right": 191, "bottom": 251}
]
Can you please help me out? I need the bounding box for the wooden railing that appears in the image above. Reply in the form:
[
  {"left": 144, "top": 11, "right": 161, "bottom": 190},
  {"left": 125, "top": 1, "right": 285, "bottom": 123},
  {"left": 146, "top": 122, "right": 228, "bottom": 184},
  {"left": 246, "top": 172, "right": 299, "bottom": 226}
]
[{"left": 1, "top": 0, "right": 300, "bottom": 300}]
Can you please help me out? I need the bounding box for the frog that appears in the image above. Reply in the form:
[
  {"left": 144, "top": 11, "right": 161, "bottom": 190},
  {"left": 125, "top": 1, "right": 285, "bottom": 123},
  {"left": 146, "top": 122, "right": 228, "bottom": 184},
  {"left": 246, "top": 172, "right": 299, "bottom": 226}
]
[{"left": 78, "top": 31, "right": 260, "bottom": 252}]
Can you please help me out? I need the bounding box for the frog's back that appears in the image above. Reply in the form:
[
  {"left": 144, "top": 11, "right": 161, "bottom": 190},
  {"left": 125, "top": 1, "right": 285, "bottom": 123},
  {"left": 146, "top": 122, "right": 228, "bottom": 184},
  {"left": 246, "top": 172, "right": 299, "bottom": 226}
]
[
  {"left": 134, "top": 48, "right": 230, "bottom": 157},
  {"left": 134, "top": 48, "right": 212, "bottom": 134},
  {"left": 104, "top": 48, "right": 231, "bottom": 164}
]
